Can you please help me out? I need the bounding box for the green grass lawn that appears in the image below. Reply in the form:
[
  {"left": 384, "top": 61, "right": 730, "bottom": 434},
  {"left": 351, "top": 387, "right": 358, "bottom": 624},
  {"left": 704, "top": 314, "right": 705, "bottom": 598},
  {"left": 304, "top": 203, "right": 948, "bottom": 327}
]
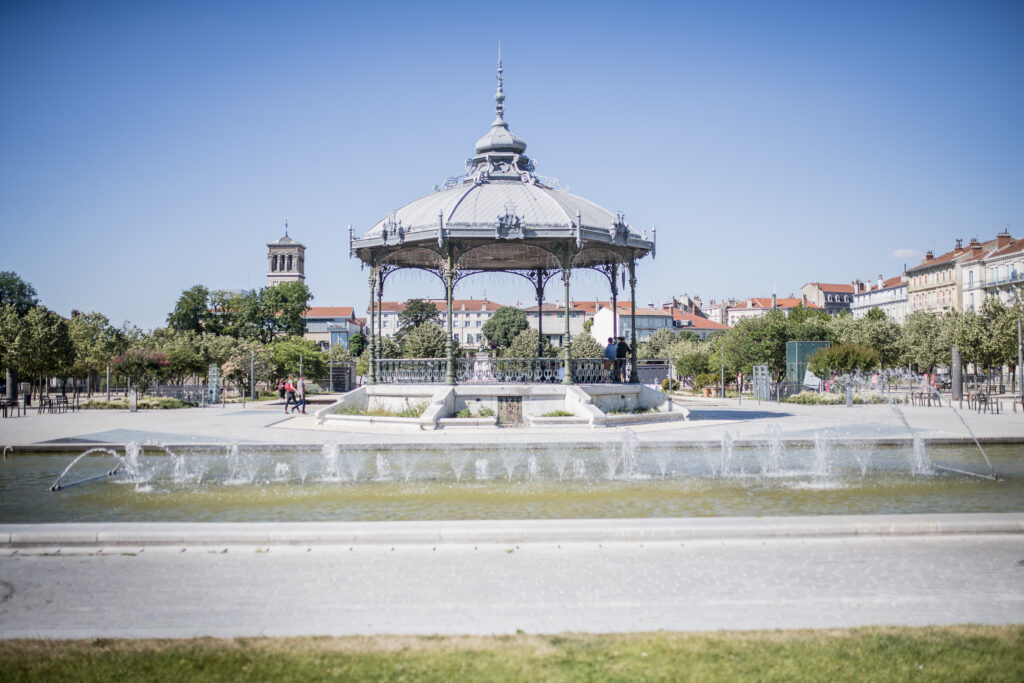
[{"left": 2, "top": 626, "right": 1021, "bottom": 682}]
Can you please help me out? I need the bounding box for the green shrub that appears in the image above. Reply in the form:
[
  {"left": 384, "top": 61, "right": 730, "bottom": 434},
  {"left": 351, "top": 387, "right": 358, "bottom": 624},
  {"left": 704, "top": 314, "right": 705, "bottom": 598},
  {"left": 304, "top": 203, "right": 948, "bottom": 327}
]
[
  {"left": 333, "top": 401, "right": 427, "bottom": 418},
  {"left": 662, "top": 378, "right": 680, "bottom": 392},
  {"left": 608, "top": 405, "right": 655, "bottom": 415},
  {"left": 541, "top": 410, "right": 574, "bottom": 417},
  {"left": 781, "top": 391, "right": 887, "bottom": 406},
  {"left": 80, "top": 397, "right": 188, "bottom": 410},
  {"left": 455, "top": 408, "right": 472, "bottom": 418},
  {"left": 478, "top": 406, "right": 495, "bottom": 417},
  {"left": 693, "top": 373, "right": 718, "bottom": 390}
]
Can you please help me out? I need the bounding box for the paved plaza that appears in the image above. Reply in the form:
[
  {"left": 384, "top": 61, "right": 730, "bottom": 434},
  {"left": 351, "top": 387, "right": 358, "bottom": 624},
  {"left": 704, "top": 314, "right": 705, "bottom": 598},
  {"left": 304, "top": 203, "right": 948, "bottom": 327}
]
[
  {"left": 1, "top": 398, "right": 1023, "bottom": 638},
  {"left": 1, "top": 394, "right": 1023, "bottom": 448}
]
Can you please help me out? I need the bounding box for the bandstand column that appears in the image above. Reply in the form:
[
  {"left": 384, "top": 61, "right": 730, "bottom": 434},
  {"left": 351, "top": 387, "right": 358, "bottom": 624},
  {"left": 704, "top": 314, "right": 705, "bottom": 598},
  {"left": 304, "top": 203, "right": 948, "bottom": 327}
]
[
  {"left": 376, "top": 273, "right": 384, "bottom": 364},
  {"left": 628, "top": 258, "right": 639, "bottom": 384},
  {"left": 535, "top": 268, "right": 545, "bottom": 360},
  {"left": 609, "top": 262, "right": 619, "bottom": 338},
  {"left": 445, "top": 252, "right": 456, "bottom": 385},
  {"left": 366, "top": 269, "right": 377, "bottom": 385},
  {"left": 561, "top": 268, "right": 574, "bottom": 385}
]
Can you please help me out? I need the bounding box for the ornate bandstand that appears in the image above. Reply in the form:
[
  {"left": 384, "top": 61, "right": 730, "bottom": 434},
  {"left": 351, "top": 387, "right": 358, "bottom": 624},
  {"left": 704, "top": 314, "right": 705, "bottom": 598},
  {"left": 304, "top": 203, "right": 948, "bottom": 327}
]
[{"left": 349, "top": 57, "right": 655, "bottom": 386}]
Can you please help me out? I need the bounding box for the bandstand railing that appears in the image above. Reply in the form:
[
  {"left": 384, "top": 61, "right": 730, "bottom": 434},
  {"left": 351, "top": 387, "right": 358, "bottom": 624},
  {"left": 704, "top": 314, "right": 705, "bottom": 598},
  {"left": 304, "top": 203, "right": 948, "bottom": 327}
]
[{"left": 372, "top": 358, "right": 671, "bottom": 385}]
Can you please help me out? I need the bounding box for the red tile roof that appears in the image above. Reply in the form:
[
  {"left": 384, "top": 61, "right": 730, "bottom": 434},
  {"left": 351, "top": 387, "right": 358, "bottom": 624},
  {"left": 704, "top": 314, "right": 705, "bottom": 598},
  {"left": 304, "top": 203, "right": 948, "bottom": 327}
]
[
  {"left": 672, "top": 311, "right": 730, "bottom": 329},
  {"left": 806, "top": 283, "right": 855, "bottom": 294},
  {"left": 303, "top": 307, "right": 355, "bottom": 319},
  {"left": 730, "top": 298, "right": 819, "bottom": 310},
  {"left": 572, "top": 300, "right": 630, "bottom": 313},
  {"left": 524, "top": 303, "right": 585, "bottom": 313},
  {"left": 373, "top": 299, "right": 503, "bottom": 313}
]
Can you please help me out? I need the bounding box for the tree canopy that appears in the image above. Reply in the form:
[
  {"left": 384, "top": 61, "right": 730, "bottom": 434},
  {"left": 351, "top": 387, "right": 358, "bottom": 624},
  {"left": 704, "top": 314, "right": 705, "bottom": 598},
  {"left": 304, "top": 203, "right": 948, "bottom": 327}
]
[
  {"left": 503, "top": 328, "right": 555, "bottom": 358},
  {"left": 167, "top": 285, "right": 211, "bottom": 333},
  {"left": 482, "top": 306, "right": 528, "bottom": 350},
  {"left": 401, "top": 322, "right": 448, "bottom": 358},
  {"left": 0, "top": 271, "right": 39, "bottom": 316}
]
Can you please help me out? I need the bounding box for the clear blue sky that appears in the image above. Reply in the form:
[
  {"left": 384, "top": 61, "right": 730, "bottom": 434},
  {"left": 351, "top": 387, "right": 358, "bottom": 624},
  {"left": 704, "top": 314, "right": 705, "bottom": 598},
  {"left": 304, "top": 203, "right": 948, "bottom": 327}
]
[{"left": 2, "top": 0, "right": 1022, "bottom": 329}]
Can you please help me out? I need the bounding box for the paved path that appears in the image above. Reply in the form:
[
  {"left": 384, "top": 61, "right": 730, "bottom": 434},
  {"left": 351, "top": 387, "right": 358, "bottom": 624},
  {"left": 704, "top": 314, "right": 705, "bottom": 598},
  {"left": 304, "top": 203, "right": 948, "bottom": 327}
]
[
  {"left": 1, "top": 395, "right": 1022, "bottom": 448},
  {"left": 2, "top": 532, "right": 1022, "bottom": 638},
  {"left": 1, "top": 516, "right": 1023, "bottom": 638}
]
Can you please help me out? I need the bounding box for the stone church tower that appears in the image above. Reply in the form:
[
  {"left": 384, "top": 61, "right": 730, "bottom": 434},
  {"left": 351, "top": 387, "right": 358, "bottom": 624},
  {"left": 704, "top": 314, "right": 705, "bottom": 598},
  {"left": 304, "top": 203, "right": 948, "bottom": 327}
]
[{"left": 266, "top": 222, "right": 306, "bottom": 287}]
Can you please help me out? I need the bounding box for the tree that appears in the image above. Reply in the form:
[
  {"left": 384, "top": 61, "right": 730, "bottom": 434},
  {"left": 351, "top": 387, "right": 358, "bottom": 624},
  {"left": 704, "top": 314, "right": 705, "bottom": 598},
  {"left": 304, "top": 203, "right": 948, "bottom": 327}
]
[
  {"left": 265, "top": 281, "right": 313, "bottom": 338},
  {"left": 0, "top": 272, "right": 40, "bottom": 398},
  {"left": 0, "top": 271, "right": 39, "bottom": 315},
  {"left": 0, "top": 304, "right": 26, "bottom": 393},
  {"left": 398, "top": 299, "right": 442, "bottom": 333},
  {"left": 637, "top": 328, "right": 677, "bottom": 359},
  {"left": 21, "top": 307, "right": 75, "bottom": 399},
  {"left": 226, "top": 282, "right": 314, "bottom": 343},
  {"left": 347, "top": 332, "right": 366, "bottom": 357},
  {"left": 829, "top": 313, "right": 902, "bottom": 369},
  {"left": 866, "top": 307, "right": 886, "bottom": 321},
  {"left": 482, "top": 306, "right": 528, "bottom": 350},
  {"left": 326, "top": 344, "right": 352, "bottom": 362},
  {"left": 206, "top": 289, "right": 241, "bottom": 337},
  {"left": 670, "top": 339, "right": 713, "bottom": 381},
  {"left": 569, "top": 333, "right": 604, "bottom": 359},
  {"left": 717, "top": 311, "right": 789, "bottom": 377},
  {"left": 401, "top": 322, "right": 448, "bottom": 358},
  {"left": 807, "top": 343, "right": 879, "bottom": 377},
  {"left": 167, "top": 285, "right": 211, "bottom": 333},
  {"left": 223, "top": 340, "right": 272, "bottom": 393},
  {"left": 785, "top": 305, "right": 833, "bottom": 343},
  {"left": 900, "top": 312, "right": 948, "bottom": 373},
  {"left": 113, "top": 348, "right": 168, "bottom": 395},
  {"left": 269, "top": 336, "right": 326, "bottom": 379},
  {"left": 151, "top": 328, "right": 205, "bottom": 384},
  {"left": 68, "top": 312, "right": 120, "bottom": 396},
  {"left": 199, "top": 333, "right": 237, "bottom": 371},
  {"left": 503, "top": 328, "right": 554, "bottom": 358}
]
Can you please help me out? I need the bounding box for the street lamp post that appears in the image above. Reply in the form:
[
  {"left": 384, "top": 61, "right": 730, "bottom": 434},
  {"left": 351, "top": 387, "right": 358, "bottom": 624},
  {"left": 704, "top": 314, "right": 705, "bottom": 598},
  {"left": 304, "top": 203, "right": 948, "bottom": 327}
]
[{"left": 1018, "top": 317, "right": 1022, "bottom": 404}]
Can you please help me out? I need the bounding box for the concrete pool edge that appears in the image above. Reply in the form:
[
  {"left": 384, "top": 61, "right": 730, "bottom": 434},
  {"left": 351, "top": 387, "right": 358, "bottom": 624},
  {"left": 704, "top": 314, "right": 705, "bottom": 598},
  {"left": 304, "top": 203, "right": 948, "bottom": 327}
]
[
  {"left": 3, "top": 513, "right": 1022, "bottom": 547},
  {"left": 5, "top": 435, "right": 1024, "bottom": 453}
]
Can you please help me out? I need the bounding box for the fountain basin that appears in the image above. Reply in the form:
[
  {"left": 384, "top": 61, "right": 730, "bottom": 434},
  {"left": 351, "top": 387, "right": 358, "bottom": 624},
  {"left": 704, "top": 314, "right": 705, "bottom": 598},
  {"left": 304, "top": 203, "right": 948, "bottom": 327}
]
[{"left": 2, "top": 441, "right": 1020, "bottom": 523}]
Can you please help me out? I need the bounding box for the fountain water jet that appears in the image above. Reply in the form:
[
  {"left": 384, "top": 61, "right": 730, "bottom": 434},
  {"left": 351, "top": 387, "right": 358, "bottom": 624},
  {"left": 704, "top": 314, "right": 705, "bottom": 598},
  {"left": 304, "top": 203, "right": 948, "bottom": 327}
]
[
  {"left": 475, "top": 457, "right": 490, "bottom": 480},
  {"left": 49, "top": 448, "right": 121, "bottom": 491}
]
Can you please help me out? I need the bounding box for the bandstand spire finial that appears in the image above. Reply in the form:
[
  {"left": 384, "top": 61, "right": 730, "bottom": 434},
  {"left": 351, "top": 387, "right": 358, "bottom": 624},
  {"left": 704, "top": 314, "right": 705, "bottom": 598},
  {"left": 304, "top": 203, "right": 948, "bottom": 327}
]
[{"left": 494, "top": 41, "right": 505, "bottom": 123}]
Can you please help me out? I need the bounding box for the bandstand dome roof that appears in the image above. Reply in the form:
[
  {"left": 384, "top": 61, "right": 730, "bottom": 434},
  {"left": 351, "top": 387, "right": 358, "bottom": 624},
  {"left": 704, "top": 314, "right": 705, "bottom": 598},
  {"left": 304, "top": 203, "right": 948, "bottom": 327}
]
[{"left": 351, "top": 58, "right": 653, "bottom": 272}]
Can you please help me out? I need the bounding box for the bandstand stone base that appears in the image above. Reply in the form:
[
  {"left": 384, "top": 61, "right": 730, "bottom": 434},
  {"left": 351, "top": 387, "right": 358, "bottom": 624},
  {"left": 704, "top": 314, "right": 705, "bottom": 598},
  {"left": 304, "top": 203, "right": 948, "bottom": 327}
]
[{"left": 316, "top": 384, "right": 688, "bottom": 430}]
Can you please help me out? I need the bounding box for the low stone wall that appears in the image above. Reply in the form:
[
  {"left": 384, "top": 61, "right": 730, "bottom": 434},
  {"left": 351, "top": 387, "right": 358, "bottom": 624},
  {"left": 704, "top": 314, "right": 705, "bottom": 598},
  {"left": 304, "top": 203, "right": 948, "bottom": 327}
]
[{"left": 317, "top": 383, "right": 688, "bottom": 429}]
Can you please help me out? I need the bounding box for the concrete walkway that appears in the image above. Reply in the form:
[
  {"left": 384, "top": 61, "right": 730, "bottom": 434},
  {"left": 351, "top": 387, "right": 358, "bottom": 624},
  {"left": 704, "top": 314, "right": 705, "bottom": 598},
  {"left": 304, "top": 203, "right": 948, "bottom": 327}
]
[
  {"left": 1, "top": 515, "right": 1022, "bottom": 638},
  {"left": 1, "top": 394, "right": 1022, "bottom": 449}
]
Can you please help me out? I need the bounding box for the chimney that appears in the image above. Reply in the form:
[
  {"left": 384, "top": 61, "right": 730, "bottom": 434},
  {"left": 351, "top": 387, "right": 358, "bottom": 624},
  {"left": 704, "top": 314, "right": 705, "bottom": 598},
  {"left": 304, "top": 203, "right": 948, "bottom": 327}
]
[
  {"left": 771, "top": 293, "right": 777, "bottom": 309},
  {"left": 955, "top": 238, "right": 963, "bottom": 250},
  {"left": 877, "top": 274, "right": 883, "bottom": 289},
  {"left": 801, "top": 293, "right": 808, "bottom": 306},
  {"left": 925, "top": 250, "right": 934, "bottom": 261},
  {"left": 971, "top": 237, "right": 982, "bottom": 251},
  {"left": 997, "top": 230, "right": 1013, "bottom": 248}
]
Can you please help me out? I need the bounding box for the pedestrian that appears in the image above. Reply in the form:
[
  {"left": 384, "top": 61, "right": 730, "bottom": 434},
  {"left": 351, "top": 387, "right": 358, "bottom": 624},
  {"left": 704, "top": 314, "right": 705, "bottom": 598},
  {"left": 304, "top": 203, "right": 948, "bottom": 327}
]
[
  {"left": 284, "top": 376, "right": 296, "bottom": 413},
  {"left": 277, "top": 378, "right": 286, "bottom": 401},
  {"left": 615, "top": 336, "right": 629, "bottom": 382},
  {"left": 603, "top": 337, "right": 617, "bottom": 380},
  {"left": 293, "top": 375, "right": 307, "bottom": 414}
]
